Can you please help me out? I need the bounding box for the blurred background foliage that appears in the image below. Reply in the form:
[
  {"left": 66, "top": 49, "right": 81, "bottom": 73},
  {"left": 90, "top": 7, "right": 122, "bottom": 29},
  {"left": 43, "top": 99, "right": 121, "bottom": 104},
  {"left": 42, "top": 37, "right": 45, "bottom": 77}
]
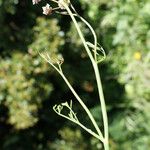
[{"left": 0, "top": 0, "right": 149, "bottom": 149}]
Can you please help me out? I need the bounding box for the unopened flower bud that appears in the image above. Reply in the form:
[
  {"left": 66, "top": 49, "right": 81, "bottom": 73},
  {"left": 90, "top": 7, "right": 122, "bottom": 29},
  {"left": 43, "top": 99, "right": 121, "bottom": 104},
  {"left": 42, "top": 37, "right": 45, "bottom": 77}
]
[
  {"left": 42, "top": 4, "right": 53, "bottom": 15},
  {"left": 57, "top": 54, "right": 64, "bottom": 65}
]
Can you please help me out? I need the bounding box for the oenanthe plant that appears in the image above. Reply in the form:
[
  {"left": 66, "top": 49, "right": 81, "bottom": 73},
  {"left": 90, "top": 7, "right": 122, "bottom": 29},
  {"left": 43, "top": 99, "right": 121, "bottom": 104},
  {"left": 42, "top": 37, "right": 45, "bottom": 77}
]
[{"left": 32, "top": 0, "right": 109, "bottom": 149}]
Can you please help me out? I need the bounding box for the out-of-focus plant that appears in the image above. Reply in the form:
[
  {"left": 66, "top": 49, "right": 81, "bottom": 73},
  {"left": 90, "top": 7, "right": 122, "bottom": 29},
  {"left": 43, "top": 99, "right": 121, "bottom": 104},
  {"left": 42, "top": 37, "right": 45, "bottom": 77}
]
[
  {"left": 32, "top": 0, "right": 109, "bottom": 149},
  {"left": 0, "top": 17, "right": 64, "bottom": 129},
  {"left": 100, "top": 0, "right": 150, "bottom": 109},
  {"left": 80, "top": 0, "right": 110, "bottom": 20},
  {"left": 49, "top": 127, "right": 87, "bottom": 150},
  {"left": 0, "top": 52, "right": 52, "bottom": 129},
  {"left": 0, "top": 0, "right": 19, "bottom": 14},
  {"left": 30, "top": 17, "right": 64, "bottom": 57},
  {"left": 0, "top": 0, "right": 18, "bottom": 50},
  {"left": 78, "top": 0, "right": 150, "bottom": 149},
  {"left": 99, "top": 0, "right": 150, "bottom": 149}
]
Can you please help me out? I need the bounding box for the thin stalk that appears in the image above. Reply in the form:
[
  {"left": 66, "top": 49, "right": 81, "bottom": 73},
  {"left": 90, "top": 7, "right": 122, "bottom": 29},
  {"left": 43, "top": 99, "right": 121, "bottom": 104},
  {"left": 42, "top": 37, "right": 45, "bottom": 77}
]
[
  {"left": 70, "top": 4, "right": 97, "bottom": 61},
  {"left": 63, "top": 2, "right": 109, "bottom": 149},
  {"left": 58, "top": 70, "right": 104, "bottom": 142},
  {"left": 53, "top": 105, "right": 103, "bottom": 141},
  {"left": 93, "top": 63, "right": 109, "bottom": 150},
  {"left": 40, "top": 53, "right": 104, "bottom": 142}
]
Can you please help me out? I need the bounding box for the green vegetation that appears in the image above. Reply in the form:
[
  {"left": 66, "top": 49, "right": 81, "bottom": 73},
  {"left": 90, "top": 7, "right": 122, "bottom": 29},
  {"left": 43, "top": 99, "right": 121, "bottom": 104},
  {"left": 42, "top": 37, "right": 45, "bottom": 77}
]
[{"left": 0, "top": 0, "right": 149, "bottom": 149}]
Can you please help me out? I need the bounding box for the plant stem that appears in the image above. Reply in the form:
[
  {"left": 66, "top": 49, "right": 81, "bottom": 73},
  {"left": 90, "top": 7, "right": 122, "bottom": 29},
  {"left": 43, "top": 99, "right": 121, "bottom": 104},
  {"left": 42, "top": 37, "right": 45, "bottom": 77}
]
[
  {"left": 93, "top": 63, "right": 109, "bottom": 150},
  {"left": 59, "top": 71, "right": 104, "bottom": 142},
  {"left": 53, "top": 105, "right": 103, "bottom": 141},
  {"left": 40, "top": 53, "right": 104, "bottom": 142},
  {"left": 63, "top": 2, "right": 109, "bottom": 149}
]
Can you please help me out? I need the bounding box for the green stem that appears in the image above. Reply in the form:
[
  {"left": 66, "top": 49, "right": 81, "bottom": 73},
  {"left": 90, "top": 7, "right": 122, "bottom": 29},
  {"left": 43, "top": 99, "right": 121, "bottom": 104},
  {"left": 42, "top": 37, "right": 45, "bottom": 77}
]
[
  {"left": 63, "top": 2, "right": 109, "bottom": 149},
  {"left": 40, "top": 53, "right": 104, "bottom": 142},
  {"left": 53, "top": 105, "right": 103, "bottom": 141},
  {"left": 59, "top": 71, "right": 104, "bottom": 142},
  {"left": 93, "top": 63, "right": 109, "bottom": 150}
]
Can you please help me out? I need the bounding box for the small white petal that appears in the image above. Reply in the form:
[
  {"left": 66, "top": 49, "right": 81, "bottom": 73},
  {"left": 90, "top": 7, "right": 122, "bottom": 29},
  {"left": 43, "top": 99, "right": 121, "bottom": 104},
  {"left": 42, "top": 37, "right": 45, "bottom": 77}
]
[
  {"left": 42, "top": 4, "right": 52, "bottom": 15},
  {"left": 32, "top": 0, "right": 41, "bottom": 5}
]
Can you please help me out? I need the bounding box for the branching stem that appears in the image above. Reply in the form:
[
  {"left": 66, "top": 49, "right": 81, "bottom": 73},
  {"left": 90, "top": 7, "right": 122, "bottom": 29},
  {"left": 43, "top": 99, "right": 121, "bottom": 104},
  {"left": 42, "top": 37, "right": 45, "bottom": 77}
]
[
  {"left": 62, "top": 2, "right": 109, "bottom": 150},
  {"left": 41, "top": 1, "right": 109, "bottom": 149}
]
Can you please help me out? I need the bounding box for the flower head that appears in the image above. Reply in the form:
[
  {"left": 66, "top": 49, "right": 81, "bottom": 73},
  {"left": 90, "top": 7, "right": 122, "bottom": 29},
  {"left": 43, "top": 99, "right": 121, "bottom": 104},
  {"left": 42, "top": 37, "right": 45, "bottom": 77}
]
[
  {"left": 42, "top": 4, "right": 53, "bottom": 15},
  {"left": 32, "top": 0, "right": 41, "bottom": 5},
  {"left": 58, "top": 0, "right": 70, "bottom": 10}
]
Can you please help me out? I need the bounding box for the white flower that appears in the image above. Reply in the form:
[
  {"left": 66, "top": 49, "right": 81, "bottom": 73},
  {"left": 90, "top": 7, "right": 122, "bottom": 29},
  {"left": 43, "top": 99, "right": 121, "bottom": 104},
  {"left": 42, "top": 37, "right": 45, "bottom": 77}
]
[
  {"left": 58, "top": 0, "right": 70, "bottom": 10},
  {"left": 32, "top": 0, "right": 41, "bottom": 5},
  {"left": 42, "top": 4, "right": 52, "bottom": 15}
]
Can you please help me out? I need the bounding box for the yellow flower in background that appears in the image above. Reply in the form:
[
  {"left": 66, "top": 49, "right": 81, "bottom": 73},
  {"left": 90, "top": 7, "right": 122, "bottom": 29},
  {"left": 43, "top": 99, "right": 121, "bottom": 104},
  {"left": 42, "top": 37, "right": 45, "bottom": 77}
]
[{"left": 134, "top": 51, "right": 141, "bottom": 60}]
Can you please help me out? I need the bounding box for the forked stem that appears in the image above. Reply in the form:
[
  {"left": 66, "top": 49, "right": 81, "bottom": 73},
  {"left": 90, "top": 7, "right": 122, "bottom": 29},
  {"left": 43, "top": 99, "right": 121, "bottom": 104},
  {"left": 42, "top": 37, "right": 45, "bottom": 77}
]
[
  {"left": 40, "top": 53, "right": 104, "bottom": 142},
  {"left": 41, "top": 0, "right": 109, "bottom": 149},
  {"left": 62, "top": 2, "right": 109, "bottom": 150}
]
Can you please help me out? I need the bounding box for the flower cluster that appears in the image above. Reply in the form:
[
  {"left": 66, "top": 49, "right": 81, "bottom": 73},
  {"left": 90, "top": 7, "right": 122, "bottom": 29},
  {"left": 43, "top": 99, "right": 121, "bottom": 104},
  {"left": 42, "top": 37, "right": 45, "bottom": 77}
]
[
  {"left": 58, "top": 0, "right": 70, "bottom": 10},
  {"left": 32, "top": 0, "right": 70, "bottom": 15}
]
